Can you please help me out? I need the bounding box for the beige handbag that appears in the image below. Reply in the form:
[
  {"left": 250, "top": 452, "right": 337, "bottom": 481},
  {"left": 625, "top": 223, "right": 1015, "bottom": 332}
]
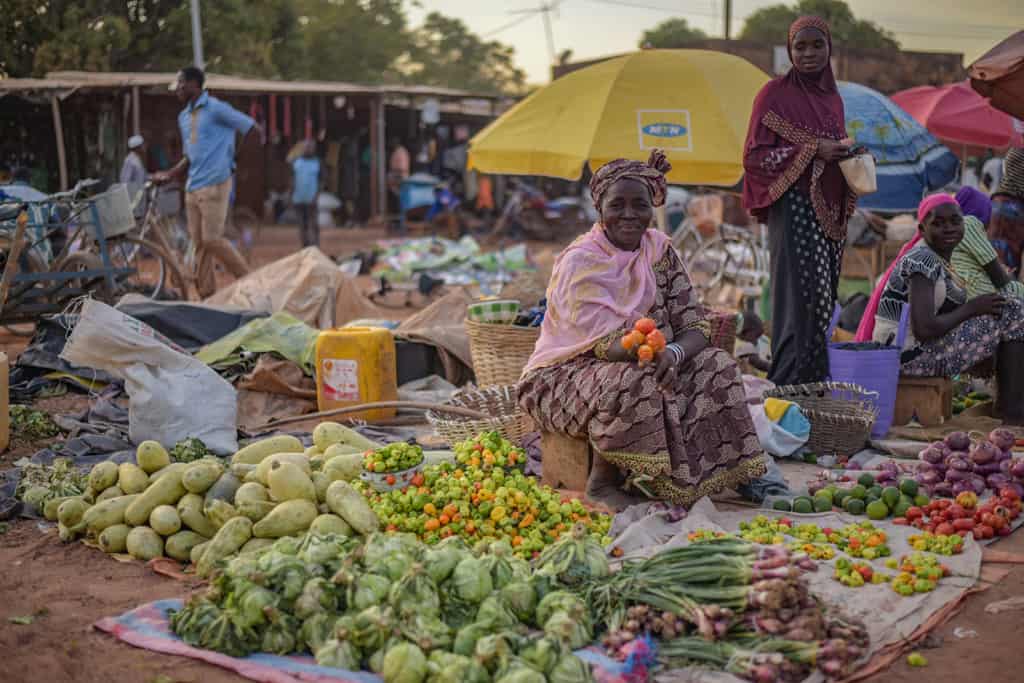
[{"left": 839, "top": 153, "right": 877, "bottom": 195}]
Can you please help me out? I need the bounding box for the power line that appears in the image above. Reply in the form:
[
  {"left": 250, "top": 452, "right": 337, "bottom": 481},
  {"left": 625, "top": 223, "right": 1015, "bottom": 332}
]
[
  {"left": 482, "top": 12, "right": 539, "bottom": 38},
  {"left": 584, "top": 0, "right": 720, "bottom": 19}
]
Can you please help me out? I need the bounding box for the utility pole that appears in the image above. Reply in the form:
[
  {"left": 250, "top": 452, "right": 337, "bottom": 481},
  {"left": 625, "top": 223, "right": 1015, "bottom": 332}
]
[
  {"left": 190, "top": 0, "right": 205, "bottom": 69},
  {"left": 724, "top": 0, "right": 732, "bottom": 40},
  {"left": 541, "top": 3, "right": 556, "bottom": 66}
]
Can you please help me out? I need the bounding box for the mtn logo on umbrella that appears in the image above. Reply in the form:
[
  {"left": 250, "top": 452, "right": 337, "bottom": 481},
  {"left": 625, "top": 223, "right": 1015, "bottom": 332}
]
[{"left": 638, "top": 110, "right": 693, "bottom": 152}]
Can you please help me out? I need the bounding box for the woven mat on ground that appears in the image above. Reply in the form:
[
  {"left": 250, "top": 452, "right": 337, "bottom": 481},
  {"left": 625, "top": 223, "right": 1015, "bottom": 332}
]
[{"left": 95, "top": 600, "right": 619, "bottom": 683}]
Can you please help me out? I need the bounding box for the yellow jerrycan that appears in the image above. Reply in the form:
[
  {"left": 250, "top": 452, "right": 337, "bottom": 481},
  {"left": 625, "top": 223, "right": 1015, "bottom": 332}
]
[{"left": 315, "top": 327, "right": 397, "bottom": 422}]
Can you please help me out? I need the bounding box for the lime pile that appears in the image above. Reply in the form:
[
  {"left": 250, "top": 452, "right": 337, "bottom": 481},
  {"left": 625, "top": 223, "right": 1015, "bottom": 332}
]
[{"left": 772, "top": 473, "right": 929, "bottom": 519}]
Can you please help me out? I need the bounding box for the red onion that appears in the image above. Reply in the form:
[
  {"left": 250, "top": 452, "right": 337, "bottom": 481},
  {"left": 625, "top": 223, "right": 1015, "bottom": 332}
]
[
  {"left": 969, "top": 475, "right": 986, "bottom": 495},
  {"left": 919, "top": 446, "right": 945, "bottom": 465},
  {"left": 945, "top": 468, "right": 971, "bottom": 482},
  {"left": 880, "top": 460, "right": 899, "bottom": 473},
  {"left": 952, "top": 480, "right": 973, "bottom": 495},
  {"left": 987, "top": 473, "right": 1011, "bottom": 490},
  {"left": 1011, "top": 459, "right": 1024, "bottom": 479},
  {"left": 1000, "top": 459, "right": 1013, "bottom": 475},
  {"left": 919, "top": 470, "right": 941, "bottom": 485},
  {"left": 846, "top": 461, "right": 862, "bottom": 471},
  {"left": 933, "top": 482, "right": 953, "bottom": 497},
  {"left": 947, "top": 455, "right": 972, "bottom": 471},
  {"left": 945, "top": 431, "right": 971, "bottom": 451},
  {"left": 876, "top": 470, "right": 897, "bottom": 483},
  {"left": 916, "top": 461, "right": 934, "bottom": 473},
  {"left": 995, "top": 449, "right": 1012, "bottom": 462},
  {"left": 970, "top": 441, "right": 998, "bottom": 465},
  {"left": 974, "top": 462, "right": 1002, "bottom": 476},
  {"left": 989, "top": 428, "right": 1016, "bottom": 451}
]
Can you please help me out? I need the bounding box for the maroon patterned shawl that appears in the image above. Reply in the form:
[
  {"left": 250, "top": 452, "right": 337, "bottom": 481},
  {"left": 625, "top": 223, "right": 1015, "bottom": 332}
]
[{"left": 741, "top": 16, "right": 854, "bottom": 240}]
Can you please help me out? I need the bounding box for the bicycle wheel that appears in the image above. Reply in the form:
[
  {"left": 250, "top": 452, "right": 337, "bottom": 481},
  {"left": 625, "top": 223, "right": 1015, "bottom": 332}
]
[
  {"left": 107, "top": 236, "right": 188, "bottom": 300},
  {"left": 686, "top": 234, "right": 760, "bottom": 297},
  {"left": 671, "top": 220, "right": 704, "bottom": 262},
  {"left": 53, "top": 251, "right": 115, "bottom": 302}
]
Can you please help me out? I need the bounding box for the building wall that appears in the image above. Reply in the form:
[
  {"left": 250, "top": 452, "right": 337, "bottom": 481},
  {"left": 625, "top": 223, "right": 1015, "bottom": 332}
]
[{"left": 553, "top": 40, "right": 964, "bottom": 94}]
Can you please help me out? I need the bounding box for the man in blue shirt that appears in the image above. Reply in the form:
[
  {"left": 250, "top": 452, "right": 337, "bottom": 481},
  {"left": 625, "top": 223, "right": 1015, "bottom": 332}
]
[
  {"left": 153, "top": 66, "right": 257, "bottom": 297},
  {"left": 291, "top": 140, "right": 321, "bottom": 248}
]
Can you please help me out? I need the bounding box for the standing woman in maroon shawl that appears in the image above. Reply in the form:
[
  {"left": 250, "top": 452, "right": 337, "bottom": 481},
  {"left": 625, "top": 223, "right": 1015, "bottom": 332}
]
[{"left": 742, "top": 16, "right": 858, "bottom": 385}]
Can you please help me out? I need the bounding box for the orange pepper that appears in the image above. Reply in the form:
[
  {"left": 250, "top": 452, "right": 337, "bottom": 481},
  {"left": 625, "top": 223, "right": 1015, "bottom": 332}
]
[
  {"left": 423, "top": 503, "right": 438, "bottom": 516},
  {"left": 635, "top": 318, "right": 657, "bottom": 335},
  {"left": 424, "top": 518, "right": 440, "bottom": 532},
  {"left": 519, "top": 514, "right": 535, "bottom": 529}
]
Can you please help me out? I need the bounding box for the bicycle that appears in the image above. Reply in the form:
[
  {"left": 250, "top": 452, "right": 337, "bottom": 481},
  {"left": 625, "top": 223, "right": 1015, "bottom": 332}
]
[{"left": 684, "top": 221, "right": 770, "bottom": 303}]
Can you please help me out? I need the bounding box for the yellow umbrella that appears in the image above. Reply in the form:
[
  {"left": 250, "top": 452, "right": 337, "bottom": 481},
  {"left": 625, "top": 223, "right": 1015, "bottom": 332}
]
[{"left": 469, "top": 49, "right": 770, "bottom": 186}]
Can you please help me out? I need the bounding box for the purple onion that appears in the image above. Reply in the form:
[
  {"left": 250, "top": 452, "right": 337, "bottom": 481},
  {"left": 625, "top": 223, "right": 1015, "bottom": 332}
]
[
  {"left": 1011, "top": 459, "right": 1024, "bottom": 479},
  {"left": 846, "top": 461, "right": 862, "bottom": 471},
  {"left": 974, "top": 462, "right": 1002, "bottom": 476},
  {"left": 996, "top": 449, "right": 1012, "bottom": 463},
  {"left": 919, "top": 446, "right": 945, "bottom": 465},
  {"left": 933, "top": 463, "right": 949, "bottom": 477},
  {"left": 945, "top": 431, "right": 971, "bottom": 451},
  {"left": 987, "top": 473, "right": 1011, "bottom": 490},
  {"left": 916, "top": 461, "right": 934, "bottom": 474},
  {"left": 989, "top": 428, "right": 1016, "bottom": 451},
  {"left": 1000, "top": 459, "right": 1013, "bottom": 475},
  {"left": 947, "top": 455, "right": 972, "bottom": 471},
  {"left": 952, "top": 480, "right": 973, "bottom": 495},
  {"left": 971, "top": 441, "right": 999, "bottom": 465},
  {"left": 876, "top": 471, "right": 897, "bottom": 484},
  {"left": 969, "top": 475, "right": 986, "bottom": 495},
  {"left": 946, "top": 468, "right": 970, "bottom": 483},
  {"left": 933, "top": 482, "right": 954, "bottom": 497},
  {"left": 919, "top": 470, "right": 941, "bottom": 485},
  {"left": 880, "top": 460, "right": 899, "bottom": 473}
]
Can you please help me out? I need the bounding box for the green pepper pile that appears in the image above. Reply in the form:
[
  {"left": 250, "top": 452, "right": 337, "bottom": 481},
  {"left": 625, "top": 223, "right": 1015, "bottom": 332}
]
[{"left": 365, "top": 442, "right": 424, "bottom": 474}]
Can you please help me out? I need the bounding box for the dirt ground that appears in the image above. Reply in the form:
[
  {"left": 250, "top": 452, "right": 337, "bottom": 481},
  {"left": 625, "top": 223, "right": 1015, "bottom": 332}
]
[{"left": 4, "top": 224, "right": 1024, "bottom": 681}]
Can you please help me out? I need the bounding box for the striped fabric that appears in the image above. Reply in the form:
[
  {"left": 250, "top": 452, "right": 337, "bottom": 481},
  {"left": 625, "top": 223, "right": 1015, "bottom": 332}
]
[{"left": 951, "top": 216, "right": 1024, "bottom": 298}]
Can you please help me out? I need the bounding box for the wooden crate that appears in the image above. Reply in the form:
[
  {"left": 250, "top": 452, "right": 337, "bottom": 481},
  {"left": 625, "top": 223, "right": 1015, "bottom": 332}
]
[
  {"left": 894, "top": 376, "right": 953, "bottom": 427},
  {"left": 540, "top": 431, "right": 591, "bottom": 491}
]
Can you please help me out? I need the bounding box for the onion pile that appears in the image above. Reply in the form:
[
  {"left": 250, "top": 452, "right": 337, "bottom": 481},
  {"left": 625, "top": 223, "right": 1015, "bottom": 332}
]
[{"left": 915, "top": 429, "right": 1024, "bottom": 499}]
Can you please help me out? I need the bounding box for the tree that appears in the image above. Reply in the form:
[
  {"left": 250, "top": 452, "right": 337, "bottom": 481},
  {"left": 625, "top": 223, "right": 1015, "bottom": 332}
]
[
  {"left": 639, "top": 18, "right": 708, "bottom": 49},
  {"left": 405, "top": 12, "right": 526, "bottom": 95},
  {"left": 739, "top": 0, "right": 899, "bottom": 50},
  {"left": 0, "top": 1, "right": 527, "bottom": 93}
]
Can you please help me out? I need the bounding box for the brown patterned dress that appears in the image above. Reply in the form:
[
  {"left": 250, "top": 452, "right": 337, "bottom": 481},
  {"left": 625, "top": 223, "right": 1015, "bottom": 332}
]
[{"left": 519, "top": 248, "right": 767, "bottom": 507}]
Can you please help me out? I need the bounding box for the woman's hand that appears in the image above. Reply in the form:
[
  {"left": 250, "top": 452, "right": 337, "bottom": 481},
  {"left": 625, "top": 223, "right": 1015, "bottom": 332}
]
[
  {"left": 966, "top": 293, "right": 1006, "bottom": 318},
  {"left": 652, "top": 346, "right": 682, "bottom": 390},
  {"left": 817, "top": 139, "right": 850, "bottom": 162}
]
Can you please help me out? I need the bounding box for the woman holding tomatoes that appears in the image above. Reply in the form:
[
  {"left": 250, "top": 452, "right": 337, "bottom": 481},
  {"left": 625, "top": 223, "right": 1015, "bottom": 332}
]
[{"left": 518, "top": 151, "right": 768, "bottom": 510}]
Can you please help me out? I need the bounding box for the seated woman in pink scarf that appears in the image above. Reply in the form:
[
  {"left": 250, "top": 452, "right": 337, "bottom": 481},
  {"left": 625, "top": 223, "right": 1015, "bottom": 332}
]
[{"left": 518, "top": 151, "right": 767, "bottom": 509}]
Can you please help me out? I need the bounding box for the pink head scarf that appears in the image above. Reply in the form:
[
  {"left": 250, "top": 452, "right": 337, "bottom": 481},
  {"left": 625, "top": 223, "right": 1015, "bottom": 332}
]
[{"left": 854, "top": 194, "right": 959, "bottom": 341}]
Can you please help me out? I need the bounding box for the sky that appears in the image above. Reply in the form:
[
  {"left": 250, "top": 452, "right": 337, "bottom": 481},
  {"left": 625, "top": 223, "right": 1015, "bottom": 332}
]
[{"left": 409, "top": 0, "right": 1023, "bottom": 85}]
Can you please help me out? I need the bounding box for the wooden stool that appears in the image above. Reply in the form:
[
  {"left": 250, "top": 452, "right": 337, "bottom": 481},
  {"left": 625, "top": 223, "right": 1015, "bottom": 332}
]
[
  {"left": 540, "top": 431, "right": 592, "bottom": 491},
  {"left": 893, "top": 377, "right": 953, "bottom": 427}
]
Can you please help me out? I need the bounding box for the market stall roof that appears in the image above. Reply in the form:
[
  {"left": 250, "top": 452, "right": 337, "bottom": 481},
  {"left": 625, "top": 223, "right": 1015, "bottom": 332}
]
[{"left": 0, "top": 71, "right": 503, "bottom": 101}]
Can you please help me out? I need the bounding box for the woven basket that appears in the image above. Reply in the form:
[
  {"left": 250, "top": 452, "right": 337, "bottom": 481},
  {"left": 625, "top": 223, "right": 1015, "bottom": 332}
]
[
  {"left": 763, "top": 382, "right": 877, "bottom": 457},
  {"left": 426, "top": 385, "right": 532, "bottom": 446},
  {"left": 707, "top": 308, "right": 738, "bottom": 354},
  {"left": 465, "top": 319, "right": 540, "bottom": 387}
]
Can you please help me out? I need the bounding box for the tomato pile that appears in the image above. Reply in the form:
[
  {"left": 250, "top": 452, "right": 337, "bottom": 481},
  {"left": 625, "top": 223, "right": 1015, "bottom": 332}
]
[
  {"left": 621, "top": 317, "right": 666, "bottom": 365},
  {"left": 894, "top": 487, "right": 1022, "bottom": 541},
  {"left": 357, "top": 450, "right": 612, "bottom": 558}
]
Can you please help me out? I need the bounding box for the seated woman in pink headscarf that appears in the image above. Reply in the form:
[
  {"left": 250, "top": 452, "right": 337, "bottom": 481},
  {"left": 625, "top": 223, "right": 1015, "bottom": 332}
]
[
  {"left": 518, "top": 151, "right": 767, "bottom": 509},
  {"left": 870, "top": 194, "right": 1024, "bottom": 424}
]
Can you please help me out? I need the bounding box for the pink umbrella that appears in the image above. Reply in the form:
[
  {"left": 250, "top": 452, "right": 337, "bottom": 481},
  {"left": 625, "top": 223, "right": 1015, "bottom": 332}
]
[{"left": 891, "top": 80, "right": 1023, "bottom": 150}]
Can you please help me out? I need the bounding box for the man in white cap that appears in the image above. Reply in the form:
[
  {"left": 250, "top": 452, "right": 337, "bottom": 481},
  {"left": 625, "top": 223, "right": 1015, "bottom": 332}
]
[{"left": 121, "top": 134, "right": 147, "bottom": 216}]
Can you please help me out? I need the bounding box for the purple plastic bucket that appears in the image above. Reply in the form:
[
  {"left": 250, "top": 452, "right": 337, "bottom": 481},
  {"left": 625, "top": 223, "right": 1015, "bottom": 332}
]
[{"left": 826, "top": 305, "right": 908, "bottom": 438}]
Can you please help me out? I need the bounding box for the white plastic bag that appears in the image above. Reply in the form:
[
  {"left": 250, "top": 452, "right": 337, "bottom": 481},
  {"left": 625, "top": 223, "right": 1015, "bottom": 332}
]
[
  {"left": 839, "top": 153, "right": 877, "bottom": 195},
  {"left": 61, "top": 299, "right": 238, "bottom": 453},
  {"left": 748, "top": 404, "right": 809, "bottom": 457}
]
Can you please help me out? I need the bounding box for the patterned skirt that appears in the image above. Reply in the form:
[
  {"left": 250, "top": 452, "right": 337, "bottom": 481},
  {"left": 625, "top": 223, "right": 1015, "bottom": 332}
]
[
  {"left": 902, "top": 297, "right": 1024, "bottom": 377},
  {"left": 519, "top": 347, "right": 767, "bottom": 507}
]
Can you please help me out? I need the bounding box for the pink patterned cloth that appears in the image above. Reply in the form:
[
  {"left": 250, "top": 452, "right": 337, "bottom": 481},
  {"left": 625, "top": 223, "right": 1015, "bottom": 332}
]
[{"left": 522, "top": 223, "right": 670, "bottom": 376}]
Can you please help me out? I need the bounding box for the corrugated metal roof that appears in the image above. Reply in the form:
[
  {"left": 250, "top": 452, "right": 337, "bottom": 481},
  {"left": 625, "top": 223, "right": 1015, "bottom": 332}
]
[{"left": 0, "top": 71, "right": 500, "bottom": 100}]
